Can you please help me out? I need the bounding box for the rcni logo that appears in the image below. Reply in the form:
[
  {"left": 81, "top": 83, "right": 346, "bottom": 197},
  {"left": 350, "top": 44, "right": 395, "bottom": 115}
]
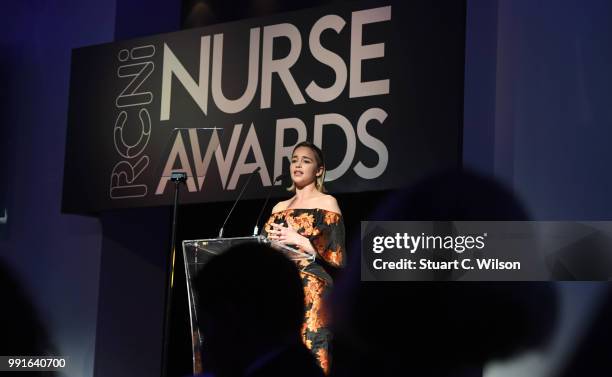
[{"left": 110, "top": 45, "right": 155, "bottom": 199}]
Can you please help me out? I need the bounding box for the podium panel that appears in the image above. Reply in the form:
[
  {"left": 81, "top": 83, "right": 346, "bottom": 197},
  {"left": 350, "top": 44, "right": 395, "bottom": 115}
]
[{"left": 181, "top": 235, "right": 313, "bottom": 373}]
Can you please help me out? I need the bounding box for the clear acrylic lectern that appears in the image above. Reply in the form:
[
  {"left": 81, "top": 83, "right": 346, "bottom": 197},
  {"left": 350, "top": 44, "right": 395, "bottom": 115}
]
[{"left": 181, "top": 235, "right": 314, "bottom": 374}]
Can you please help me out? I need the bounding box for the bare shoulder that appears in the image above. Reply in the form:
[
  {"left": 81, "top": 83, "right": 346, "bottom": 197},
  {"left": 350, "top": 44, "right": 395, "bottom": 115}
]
[
  {"left": 271, "top": 198, "right": 292, "bottom": 213},
  {"left": 315, "top": 194, "right": 342, "bottom": 215}
]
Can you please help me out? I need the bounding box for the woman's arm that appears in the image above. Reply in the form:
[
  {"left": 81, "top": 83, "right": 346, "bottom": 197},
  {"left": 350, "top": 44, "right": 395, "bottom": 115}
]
[{"left": 313, "top": 212, "right": 345, "bottom": 267}]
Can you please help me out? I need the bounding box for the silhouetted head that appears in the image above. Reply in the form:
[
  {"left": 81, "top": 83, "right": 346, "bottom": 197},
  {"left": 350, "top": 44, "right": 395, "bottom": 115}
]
[
  {"left": 331, "top": 169, "right": 557, "bottom": 377},
  {"left": 376, "top": 168, "right": 530, "bottom": 221},
  {"left": 194, "top": 243, "right": 304, "bottom": 376},
  {"left": 0, "top": 258, "right": 56, "bottom": 376}
]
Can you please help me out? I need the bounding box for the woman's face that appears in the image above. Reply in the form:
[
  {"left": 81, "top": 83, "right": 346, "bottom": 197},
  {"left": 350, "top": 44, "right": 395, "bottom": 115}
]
[{"left": 290, "top": 146, "right": 322, "bottom": 188}]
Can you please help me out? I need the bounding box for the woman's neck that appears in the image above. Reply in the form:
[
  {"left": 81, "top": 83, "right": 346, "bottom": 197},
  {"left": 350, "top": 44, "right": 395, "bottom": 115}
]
[{"left": 294, "top": 182, "right": 319, "bottom": 201}]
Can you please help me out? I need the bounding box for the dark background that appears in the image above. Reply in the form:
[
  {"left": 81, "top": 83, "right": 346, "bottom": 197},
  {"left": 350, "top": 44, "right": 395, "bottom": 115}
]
[{"left": 1, "top": 1, "right": 611, "bottom": 377}]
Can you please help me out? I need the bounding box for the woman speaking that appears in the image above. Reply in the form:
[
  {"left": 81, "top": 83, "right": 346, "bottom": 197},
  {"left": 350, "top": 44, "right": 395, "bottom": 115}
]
[{"left": 262, "top": 141, "right": 345, "bottom": 374}]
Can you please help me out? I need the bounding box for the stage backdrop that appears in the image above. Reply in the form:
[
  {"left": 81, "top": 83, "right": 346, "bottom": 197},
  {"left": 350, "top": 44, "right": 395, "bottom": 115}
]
[{"left": 62, "top": 1, "right": 465, "bottom": 214}]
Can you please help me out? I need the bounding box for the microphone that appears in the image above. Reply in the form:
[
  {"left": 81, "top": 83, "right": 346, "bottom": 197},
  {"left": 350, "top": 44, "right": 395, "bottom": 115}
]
[
  {"left": 252, "top": 173, "right": 288, "bottom": 236},
  {"left": 218, "top": 167, "right": 261, "bottom": 238}
]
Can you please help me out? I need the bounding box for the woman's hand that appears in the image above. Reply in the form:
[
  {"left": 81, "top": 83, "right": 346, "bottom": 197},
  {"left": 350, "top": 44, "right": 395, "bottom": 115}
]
[
  {"left": 267, "top": 223, "right": 316, "bottom": 256},
  {"left": 267, "top": 222, "right": 304, "bottom": 245}
]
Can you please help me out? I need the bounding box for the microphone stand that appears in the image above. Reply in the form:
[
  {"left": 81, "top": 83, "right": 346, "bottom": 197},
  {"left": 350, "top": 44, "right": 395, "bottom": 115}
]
[
  {"left": 218, "top": 166, "right": 261, "bottom": 238},
  {"left": 160, "top": 172, "right": 185, "bottom": 377},
  {"left": 252, "top": 174, "right": 286, "bottom": 236},
  {"left": 159, "top": 127, "right": 220, "bottom": 377}
]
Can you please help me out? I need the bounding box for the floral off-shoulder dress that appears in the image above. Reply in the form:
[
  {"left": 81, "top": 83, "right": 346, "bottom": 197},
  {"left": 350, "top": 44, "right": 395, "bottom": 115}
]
[{"left": 262, "top": 208, "right": 346, "bottom": 374}]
